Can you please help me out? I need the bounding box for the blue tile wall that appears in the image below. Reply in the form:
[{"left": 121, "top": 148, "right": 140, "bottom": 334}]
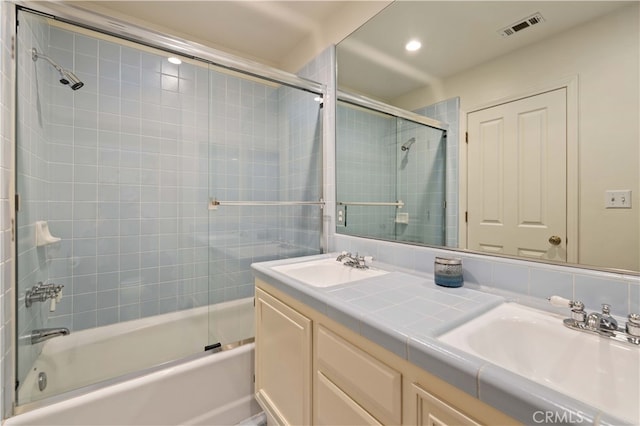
[
  {"left": 395, "top": 119, "right": 446, "bottom": 245},
  {"left": 414, "top": 97, "right": 459, "bottom": 247},
  {"left": 207, "top": 71, "right": 322, "bottom": 304},
  {"left": 336, "top": 102, "right": 396, "bottom": 239},
  {"left": 35, "top": 23, "right": 211, "bottom": 333}
]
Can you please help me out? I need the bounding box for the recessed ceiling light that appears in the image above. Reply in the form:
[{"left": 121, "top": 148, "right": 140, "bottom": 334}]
[
  {"left": 405, "top": 40, "right": 422, "bottom": 52},
  {"left": 168, "top": 57, "right": 182, "bottom": 65}
]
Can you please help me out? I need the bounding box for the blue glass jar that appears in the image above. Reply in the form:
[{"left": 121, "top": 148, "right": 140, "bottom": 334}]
[{"left": 434, "top": 257, "right": 463, "bottom": 288}]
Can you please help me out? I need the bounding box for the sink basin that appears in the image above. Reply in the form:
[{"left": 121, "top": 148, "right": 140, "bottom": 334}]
[
  {"left": 438, "top": 303, "right": 640, "bottom": 424},
  {"left": 272, "top": 258, "right": 388, "bottom": 287}
]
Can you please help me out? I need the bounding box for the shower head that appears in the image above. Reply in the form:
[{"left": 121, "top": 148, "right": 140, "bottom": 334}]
[
  {"left": 401, "top": 137, "right": 416, "bottom": 152},
  {"left": 59, "top": 69, "right": 84, "bottom": 91},
  {"left": 31, "top": 48, "right": 84, "bottom": 91}
]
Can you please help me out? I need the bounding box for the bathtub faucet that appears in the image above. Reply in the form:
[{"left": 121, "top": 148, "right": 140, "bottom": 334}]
[{"left": 30, "top": 327, "right": 70, "bottom": 344}]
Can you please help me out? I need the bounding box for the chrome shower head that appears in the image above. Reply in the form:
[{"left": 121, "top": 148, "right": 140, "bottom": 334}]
[
  {"left": 59, "top": 69, "right": 84, "bottom": 91},
  {"left": 32, "top": 48, "right": 84, "bottom": 91},
  {"left": 401, "top": 137, "right": 416, "bottom": 152}
]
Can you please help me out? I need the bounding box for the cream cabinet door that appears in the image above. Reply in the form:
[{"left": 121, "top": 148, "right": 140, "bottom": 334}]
[
  {"left": 467, "top": 88, "right": 567, "bottom": 261},
  {"left": 255, "top": 288, "right": 312, "bottom": 426},
  {"left": 409, "top": 383, "right": 480, "bottom": 426}
]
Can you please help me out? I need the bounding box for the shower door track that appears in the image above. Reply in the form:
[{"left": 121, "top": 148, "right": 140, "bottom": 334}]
[
  {"left": 15, "top": 2, "right": 325, "bottom": 96},
  {"left": 338, "top": 90, "right": 448, "bottom": 132}
]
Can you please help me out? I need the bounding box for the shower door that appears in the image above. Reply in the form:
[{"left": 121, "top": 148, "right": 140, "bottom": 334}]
[
  {"left": 336, "top": 100, "right": 447, "bottom": 245},
  {"left": 206, "top": 66, "right": 324, "bottom": 348},
  {"left": 396, "top": 117, "right": 447, "bottom": 246},
  {"left": 14, "top": 4, "right": 325, "bottom": 407},
  {"left": 336, "top": 101, "right": 398, "bottom": 240},
  {"left": 15, "top": 10, "right": 212, "bottom": 405}
]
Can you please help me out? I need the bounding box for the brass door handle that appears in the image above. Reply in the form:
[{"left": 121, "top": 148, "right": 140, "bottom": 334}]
[{"left": 548, "top": 236, "right": 562, "bottom": 246}]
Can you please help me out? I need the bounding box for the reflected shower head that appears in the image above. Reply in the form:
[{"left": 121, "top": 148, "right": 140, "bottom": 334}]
[
  {"left": 32, "top": 48, "right": 84, "bottom": 91},
  {"left": 401, "top": 137, "right": 416, "bottom": 151},
  {"left": 59, "top": 69, "right": 84, "bottom": 90}
]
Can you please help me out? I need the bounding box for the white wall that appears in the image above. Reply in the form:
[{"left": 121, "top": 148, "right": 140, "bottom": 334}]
[{"left": 396, "top": 4, "right": 639, "bottom": 271}]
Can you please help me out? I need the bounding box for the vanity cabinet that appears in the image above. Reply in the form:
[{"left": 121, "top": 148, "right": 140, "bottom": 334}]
[
  {"left": 254, "top": 287, "right": 312, "bottom": 425},
  {"left": 254, "top": 280, "right": 518, "bottom": 426}
]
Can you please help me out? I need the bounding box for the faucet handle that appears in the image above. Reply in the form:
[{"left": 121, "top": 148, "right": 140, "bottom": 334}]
[
  {"left": 601, "top": 304, "right": 611, "bottom": 315},
  {"left": 626, "top": 313, "right": 640, "bottom": 338},
  {"left": 548, "top": 296, "right": 582, "bottom": 309},
  {"left": 548, "top": 296, "right": 586, "bottom": 322}
]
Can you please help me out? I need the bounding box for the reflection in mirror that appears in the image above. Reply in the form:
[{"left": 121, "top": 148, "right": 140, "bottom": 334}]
[
  {"left": 336, "top": 1, "right": 639, "bottom": 273},
  {"left": 336, "top": 99, "right": 448, "bottom": 246}
]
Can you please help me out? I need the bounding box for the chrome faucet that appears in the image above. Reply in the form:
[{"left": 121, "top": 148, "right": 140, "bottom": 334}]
[
  {"left": 586, "top": 304, "right": 618, "bottom": 335},
  {"left": 30, "top": 327, "right": 70, "bottom": 344},
  {"left": 548, "top": 296, "right": 640, "bottom": 346},
  {"left": 336, "top": 252, "right": 368, "bottom": 269}
]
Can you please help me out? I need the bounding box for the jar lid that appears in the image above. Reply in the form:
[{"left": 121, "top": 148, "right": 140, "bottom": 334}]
[{"left": 435, "top": 256, "right": 462, "bottom": 265}]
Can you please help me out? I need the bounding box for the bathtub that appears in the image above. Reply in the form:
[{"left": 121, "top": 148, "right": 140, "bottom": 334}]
[{"left": 8, "top": 297, "right": 260, "bottom": 425}]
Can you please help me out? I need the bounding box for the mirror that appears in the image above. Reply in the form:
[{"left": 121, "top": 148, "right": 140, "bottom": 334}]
[{"left": 336, "top": 1, "right": 639, "bottom": 273}]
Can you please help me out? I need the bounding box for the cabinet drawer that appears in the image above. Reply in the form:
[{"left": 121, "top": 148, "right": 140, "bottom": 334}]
[
  {"left": 316, "top": 325, "right": 401, "bottom": 425},
  {"left": 412, "top": 383, "right": 481, "bottom": 426},
  {"left": 316, "top": 372, "right": 382, "bottom": 426}
]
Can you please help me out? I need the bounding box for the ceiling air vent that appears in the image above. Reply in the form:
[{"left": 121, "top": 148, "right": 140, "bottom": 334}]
[{"left": 498, "top": 12, "right": 545, "bottom": 37}]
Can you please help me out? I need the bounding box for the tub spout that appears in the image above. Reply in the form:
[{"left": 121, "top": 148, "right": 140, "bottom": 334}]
[{"left": 30, "top": 327, "right": 70, "bottom": 344}]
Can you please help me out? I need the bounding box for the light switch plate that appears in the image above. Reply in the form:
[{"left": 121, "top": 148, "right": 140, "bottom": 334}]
[{"left": 605, "top": 190, "right": 632, "bottom": 208}]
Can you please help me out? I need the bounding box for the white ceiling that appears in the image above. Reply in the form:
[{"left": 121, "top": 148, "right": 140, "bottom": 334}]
[
  {"left": 62, "top": 1, "right": 631, "bottom": 102},
  {"left": 73, "top": 1, "right": 390, "bottom": 72},
  {"left": 337, "top": 1, "right": 631, "bottom": 102}
]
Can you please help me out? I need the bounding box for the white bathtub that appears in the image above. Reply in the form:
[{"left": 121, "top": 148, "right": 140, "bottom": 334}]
[{"left": 8, "top": 297, "right": 260, "bottom": 425}]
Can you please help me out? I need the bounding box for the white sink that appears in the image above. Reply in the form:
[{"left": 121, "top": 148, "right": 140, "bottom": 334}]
[
  {"left": 272, "top": 258, "right": 388, "bottom": 288},
  {"left": 438, "top": 303, "right": 640, "bottom": 424}
]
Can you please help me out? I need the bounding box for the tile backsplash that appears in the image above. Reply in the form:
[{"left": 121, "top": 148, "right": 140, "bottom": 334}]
[{"left": 335, "top": 234, "right": 640, "bottom": 317}]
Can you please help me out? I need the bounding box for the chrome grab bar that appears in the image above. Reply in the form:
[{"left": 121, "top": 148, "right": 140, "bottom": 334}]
[
  {"left": 338, "top": 200, "right": 404, "bottom": 208},
  {"left": 209, "top": 198, "right": 325, "bottom": 210}
]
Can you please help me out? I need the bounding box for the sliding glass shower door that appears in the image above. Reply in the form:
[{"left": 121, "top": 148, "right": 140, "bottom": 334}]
[
  {"left": 205, "top": 66, "right": 324, "bottom": 348},
  {"left": 15, "top": 7, "right": 323, "bottom": 406},
  {"left": 336, "top": 100, "right": 447, "bottom": 245}
]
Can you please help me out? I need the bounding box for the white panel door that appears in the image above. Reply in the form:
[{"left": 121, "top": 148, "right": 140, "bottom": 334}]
[{"left": 467, "top": 89, "right": 567, "bottom": 261}]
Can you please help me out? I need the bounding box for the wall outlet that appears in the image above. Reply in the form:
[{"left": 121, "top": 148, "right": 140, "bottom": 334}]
[{"left": 604, "top": 190, "right": 632, "bottom": 209}]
